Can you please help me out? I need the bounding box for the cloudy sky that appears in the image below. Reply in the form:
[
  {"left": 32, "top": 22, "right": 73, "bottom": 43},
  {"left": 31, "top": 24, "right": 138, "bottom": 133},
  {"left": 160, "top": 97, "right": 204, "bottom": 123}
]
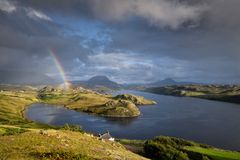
[{"left": 0, "top": 0, "right": 240, "bottom": 84}]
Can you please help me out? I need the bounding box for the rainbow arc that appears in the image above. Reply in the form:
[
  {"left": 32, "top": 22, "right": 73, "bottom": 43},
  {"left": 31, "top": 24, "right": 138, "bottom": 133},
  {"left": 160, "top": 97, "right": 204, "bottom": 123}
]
[{"left": 49, "top": 49, "right": 71, "bottom": 89}]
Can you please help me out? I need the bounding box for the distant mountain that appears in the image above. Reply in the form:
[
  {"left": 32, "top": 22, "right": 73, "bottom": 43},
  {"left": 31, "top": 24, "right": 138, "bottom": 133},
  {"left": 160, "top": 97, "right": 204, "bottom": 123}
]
[
  {"left": 71, "top": 75, "right": 121, "bottom": 89},
  {"left": 148, "top": 78, "right": 198, "bottom": 87},
  {"left": 120, "top": 78, "right": 199, "bottom": 90},
  {"left": 0, "top": 70, "right": 57, "bottom": 85},
  {"left": 150, "top": 78, "right": 178, "bottom": 86}
]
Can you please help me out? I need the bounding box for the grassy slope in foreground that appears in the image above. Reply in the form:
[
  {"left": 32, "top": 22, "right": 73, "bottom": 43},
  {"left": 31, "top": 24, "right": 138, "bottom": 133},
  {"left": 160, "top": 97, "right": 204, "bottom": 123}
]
[
  {"left": 0, "top": 86, "right": 148, "bottom": 160},
  {"left": 38, "top": 86, "right": 156, "bottom": 117},
  {"left": 0, "top": 126, "right": 147, "bottom": 160},
  {"left": 119, "top": 136, "right": 240, "bottom": 160},
  {"left": 146, "top": 84, "right": 240, "bottom": 104}
]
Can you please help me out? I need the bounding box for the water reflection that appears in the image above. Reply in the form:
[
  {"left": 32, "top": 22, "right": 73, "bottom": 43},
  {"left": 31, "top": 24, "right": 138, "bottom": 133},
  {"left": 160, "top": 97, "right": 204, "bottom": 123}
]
[{"left": 104, "top": 117, "right": 138, "bottom": 126}]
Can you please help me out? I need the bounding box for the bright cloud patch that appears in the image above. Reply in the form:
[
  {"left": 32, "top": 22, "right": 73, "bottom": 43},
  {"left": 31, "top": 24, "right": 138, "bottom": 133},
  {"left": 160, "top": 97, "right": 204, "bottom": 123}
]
[
  {"left": 25, "top": 8, "right": 52, "bottom": 21},
  {"left": 69, "top": 52, "right": 191, "bottom": 83},
  {"left": 0, "top": 0, "right": 16, "bottom": 13}
]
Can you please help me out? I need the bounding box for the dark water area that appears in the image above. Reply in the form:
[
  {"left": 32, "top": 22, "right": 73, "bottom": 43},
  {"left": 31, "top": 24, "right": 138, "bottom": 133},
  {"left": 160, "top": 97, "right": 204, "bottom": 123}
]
[{"left": 25, "top": 90, "right": 240, "bottom": 150}]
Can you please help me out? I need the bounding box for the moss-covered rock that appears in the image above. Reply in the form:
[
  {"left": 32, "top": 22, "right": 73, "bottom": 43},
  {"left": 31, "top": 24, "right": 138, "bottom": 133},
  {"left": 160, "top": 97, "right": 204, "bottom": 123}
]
[
  {"left": 114, "top": 94, "right": 156, "bottom": 105},
  {"left": 85, "top": 100, "right": 140, "bottom": 117}
]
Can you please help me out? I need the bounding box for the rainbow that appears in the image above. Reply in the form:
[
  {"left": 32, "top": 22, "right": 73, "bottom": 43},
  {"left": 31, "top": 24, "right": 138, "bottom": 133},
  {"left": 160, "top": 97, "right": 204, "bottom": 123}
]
[{"left": 48, "top": 49, "right": 71, "bottom": 89}]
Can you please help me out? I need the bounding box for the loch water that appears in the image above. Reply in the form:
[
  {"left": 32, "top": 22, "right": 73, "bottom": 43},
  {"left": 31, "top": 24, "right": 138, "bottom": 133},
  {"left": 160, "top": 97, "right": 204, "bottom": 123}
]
[{"left": 26, "top": 90, "right": 240, "bottom": 150}]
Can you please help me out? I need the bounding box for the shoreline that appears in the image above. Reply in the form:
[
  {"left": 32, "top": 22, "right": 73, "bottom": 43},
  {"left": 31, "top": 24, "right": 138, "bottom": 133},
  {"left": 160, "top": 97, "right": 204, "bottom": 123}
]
[{"left": 143, "top": 90, "right": 240, "bottom": 105}]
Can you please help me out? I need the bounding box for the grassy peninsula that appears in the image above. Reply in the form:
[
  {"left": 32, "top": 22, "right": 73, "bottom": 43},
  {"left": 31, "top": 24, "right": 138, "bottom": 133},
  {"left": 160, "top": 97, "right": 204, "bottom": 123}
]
[
  {"left": 38, "top": 86, "right": 156, "bottom": 117},
  {"left": 0, "top": 84, "right": 156, "bottom": 121}
]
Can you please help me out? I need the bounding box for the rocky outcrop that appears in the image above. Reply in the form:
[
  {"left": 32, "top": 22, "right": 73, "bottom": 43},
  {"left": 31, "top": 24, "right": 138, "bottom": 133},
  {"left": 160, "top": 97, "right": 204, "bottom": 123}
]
[
  {"left": 114, "top": 94, "right": 156, "bottom": 105},
  {"left": 86, "top": 99, "right": 141, "bottom": 117}
]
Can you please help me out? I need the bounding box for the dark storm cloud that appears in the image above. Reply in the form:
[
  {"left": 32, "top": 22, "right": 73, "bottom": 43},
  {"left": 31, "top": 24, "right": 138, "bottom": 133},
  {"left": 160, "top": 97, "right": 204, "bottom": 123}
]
[
  {"left": 0, "top": 0, "right": 90, "bottom": 73},
  {"left": 19, "top": 0, "right": 208, "bottom": 29},
  {"left": 0, "top": 0, "right": 240, "bottom": 83},
  {"left": 19, "top": 0, "right": 240, "bottom": 29}
]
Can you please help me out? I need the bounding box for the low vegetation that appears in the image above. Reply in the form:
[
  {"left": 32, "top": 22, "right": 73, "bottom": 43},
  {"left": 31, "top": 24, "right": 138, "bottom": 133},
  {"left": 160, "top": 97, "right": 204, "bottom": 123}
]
[
  {"left": 185, "top": 146, "right": 240, "bottom": 160},
  {"left": 0, "top": 84, "right": 155, "bottom": 122},
  {"left": 146, "top": 84, "right": 240, "bottom": 104},
  {"left": 38, "top": 86, "right": 155, "bottom": 117},
  {"left": 1, "top": 84, "right": 240, "bottom": 160},
  {"left": 0, "top": 127, "right": 27, "bottom": 136},
  {"left": 0, "top": 85, "right": 150, "bottom": 160},
  {"left": 0, "top": 126, "right": 147, "bottom": 160},
  {"left": 119, "top": 136, "right": 240, "bottom": 160},
  {"left": 114, "top": 94, "right": 156, "bottom": 105},
  {"left": 0, "top": 88, "right": 50, "bottom": 128}
]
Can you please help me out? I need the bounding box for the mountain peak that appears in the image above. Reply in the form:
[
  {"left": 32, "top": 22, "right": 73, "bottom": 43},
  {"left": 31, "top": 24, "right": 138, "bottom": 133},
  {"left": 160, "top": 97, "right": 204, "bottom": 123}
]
[
  {"left": 150, "top": 78, "right": 177, "bottom": 86},
  {"left": 81, "top": 75, "right": 121, "bottom": 89},
  {"left": 161, "top": 78, "right": 176, "bottom": 83},
  {"left": 88, "top": 75, "right": 110, "bottom": 82},
  {"left": 149, "top": 78, "right": 197, "bottom": 86}
]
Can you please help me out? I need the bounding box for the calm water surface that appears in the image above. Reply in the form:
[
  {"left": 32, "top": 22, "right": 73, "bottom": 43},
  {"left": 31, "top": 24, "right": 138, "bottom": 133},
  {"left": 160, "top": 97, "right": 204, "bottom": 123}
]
[{"left": 26, "top": 90, "right": 240, "bottom": 150}]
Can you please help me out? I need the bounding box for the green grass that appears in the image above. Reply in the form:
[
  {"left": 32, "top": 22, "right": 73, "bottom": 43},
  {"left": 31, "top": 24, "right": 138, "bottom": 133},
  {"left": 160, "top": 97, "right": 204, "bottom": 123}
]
[
  {"left": 0, "top": 85, "right": 156, "bottom": 127},
  {"left": 1, "top": 85, "right": 240, "bottom": 160},
  {"left": 0, "top": 86, "right": 152, "bottom": 159},
  {"left": 118, "top": 139, "right": 146, "bottom": 147},
  {"left": 0, "top": 91, "right": 37, "bottom": 124},
  {"left": 0, "top": 127, "right": 27, "bottom": 136},
  {"left": 0, "top": 90, "right": 55, "bottom": 129},
  {"left": 0, "top": 86, "right": 153, "bottom": 127},
  {"left": 143, "top": 136, "right": 240, "bottom": 160},
  {"left": 43, "top": 92, "right": 140, "bottom": 117},
  {"left": 147, "top": 84, "right": 240, "bottom": 104},
  {"left": 37, "top": 88, "right": 151, "bottom": 117},
  {"left": 185, "top": 146, "right": 240, "bottom": 160},
  {"left": 0, "top": 127, "right": 147, "bottom": 160},
  {"left": 114, "top": 94, "right": 156, "bottom": 105}
]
